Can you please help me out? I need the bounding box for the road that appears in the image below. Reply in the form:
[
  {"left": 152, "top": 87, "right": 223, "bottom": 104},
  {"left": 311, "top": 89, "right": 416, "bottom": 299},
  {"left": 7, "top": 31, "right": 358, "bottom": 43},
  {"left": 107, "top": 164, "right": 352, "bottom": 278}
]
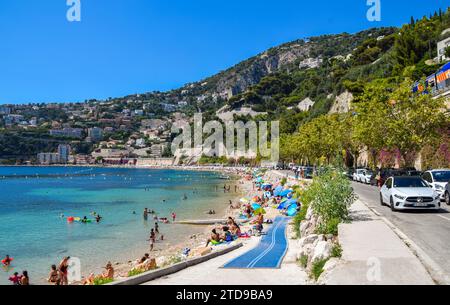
[{"left": 352, "top": 181, "right": 450, "bottom": 282}]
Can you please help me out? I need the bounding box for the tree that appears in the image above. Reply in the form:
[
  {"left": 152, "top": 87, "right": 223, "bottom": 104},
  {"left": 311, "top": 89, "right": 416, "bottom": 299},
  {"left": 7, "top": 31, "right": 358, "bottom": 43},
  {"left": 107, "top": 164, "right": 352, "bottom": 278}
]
[
  {"left": 445, "top": 46, "right": 450, "bottom": 59},
  {"left": 384, "top": 80, "right": 448, "bottom": 167},
  {"left": 352, "top": 80, "right": 393, "bottom": 167}
]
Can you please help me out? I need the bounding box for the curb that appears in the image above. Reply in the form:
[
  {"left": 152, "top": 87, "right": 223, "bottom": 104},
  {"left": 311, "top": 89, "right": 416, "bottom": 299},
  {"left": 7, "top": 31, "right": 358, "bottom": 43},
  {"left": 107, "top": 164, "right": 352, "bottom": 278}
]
[
  {"left": 109, "top": 243, "right": 243, "bottom": 285},
  {"left": 360, "top": 200, "right": 450, "bottom": 285}
]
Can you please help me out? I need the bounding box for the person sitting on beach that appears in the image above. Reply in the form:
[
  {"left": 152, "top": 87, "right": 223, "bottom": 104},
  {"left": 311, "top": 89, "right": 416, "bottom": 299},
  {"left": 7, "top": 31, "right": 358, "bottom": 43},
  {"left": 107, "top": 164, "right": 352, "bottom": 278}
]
[
  {"left": 82, "top": 273, "right": 95, "bottom": 285},
  {"left": 252, "top": 213, "right": 264, "bottom": 233},
  {"left": 8, "top": 272, "right": 21, "bottom": 285},
  {"left": 101, "top": 262, "right": 114, "bottom": 280},
  {"left": 48, "top": 264, "right": 60, "bottom": 285},
  {"left": 221, "top": 226, "right": 233, "bottom": 242},
  {"left": 205, "top": 229, "right": 221, "bottom": 247}
]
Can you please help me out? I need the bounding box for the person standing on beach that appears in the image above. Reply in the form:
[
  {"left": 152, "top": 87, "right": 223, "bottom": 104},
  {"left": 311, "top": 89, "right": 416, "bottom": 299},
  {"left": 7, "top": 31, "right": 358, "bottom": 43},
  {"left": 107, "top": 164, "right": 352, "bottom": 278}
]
[
  {"left": 171, "top": 212, "right": 176, "bottom": 222},
  {"left": 58, "top": 257, "right": 70, "bottom": 285},
  {"left": 150, "top": 229, "right": 156, "bottom": 243},
  {"left": 154, "top": 222, "right": 159, "bottom": 234}
]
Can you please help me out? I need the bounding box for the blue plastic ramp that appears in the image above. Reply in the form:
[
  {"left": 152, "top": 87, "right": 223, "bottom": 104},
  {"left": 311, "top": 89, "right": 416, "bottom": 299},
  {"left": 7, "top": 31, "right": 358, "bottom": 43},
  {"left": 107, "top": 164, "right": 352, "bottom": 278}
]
[{"left": 222, "top": 216, "right": 290, "bottom": 269}]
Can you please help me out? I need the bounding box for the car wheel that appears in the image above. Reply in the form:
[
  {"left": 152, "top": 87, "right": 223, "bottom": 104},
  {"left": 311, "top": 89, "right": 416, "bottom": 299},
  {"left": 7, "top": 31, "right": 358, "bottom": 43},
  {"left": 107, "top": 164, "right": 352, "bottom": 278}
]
[
  {"left": 380, "top": 194, "right": 384, "bottom": 206},
  {"left": 390, "top": 196, "right": 397, "bottom": 212},
  {"left": 445, "top": 191, "right": 450, "bottom": 206}
]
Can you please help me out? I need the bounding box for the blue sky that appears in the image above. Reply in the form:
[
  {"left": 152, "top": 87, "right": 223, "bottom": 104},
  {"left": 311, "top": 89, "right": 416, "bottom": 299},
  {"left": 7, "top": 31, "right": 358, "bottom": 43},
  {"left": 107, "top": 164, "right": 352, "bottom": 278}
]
[{"left": 0, "top": 0, "right": 448, "bottom": 104}]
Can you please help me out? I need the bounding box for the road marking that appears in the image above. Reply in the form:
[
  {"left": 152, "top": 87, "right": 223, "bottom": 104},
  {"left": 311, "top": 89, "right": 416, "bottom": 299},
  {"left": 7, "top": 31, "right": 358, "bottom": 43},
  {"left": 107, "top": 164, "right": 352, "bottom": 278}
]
[{"left": 437, "top": 215, "right": 450, "bottom": 222}]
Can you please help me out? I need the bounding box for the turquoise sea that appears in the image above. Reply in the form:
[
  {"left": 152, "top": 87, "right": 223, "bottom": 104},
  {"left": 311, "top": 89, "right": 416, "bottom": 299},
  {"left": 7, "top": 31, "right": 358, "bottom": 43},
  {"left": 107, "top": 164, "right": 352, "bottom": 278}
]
[{"left": 0, "top": 166, "right": 235, "bottom": 285}]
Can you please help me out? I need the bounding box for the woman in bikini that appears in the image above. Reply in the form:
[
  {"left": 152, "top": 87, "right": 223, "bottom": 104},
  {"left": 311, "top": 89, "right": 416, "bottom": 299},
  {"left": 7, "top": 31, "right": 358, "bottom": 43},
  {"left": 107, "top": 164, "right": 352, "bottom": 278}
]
[{"left": 58, "top": 257, "right": 70, "bottom": 285}]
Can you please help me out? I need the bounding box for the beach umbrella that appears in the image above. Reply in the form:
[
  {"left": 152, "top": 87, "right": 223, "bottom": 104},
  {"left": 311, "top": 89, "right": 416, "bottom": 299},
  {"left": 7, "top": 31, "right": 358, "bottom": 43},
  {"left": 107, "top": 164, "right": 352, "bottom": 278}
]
[
  {"left": 254, "top": 207, "right": 266, "bottom": 215},
  {"left": 286, "top": 205, "right": 299, "bottom": 217},
  {"left": 280, "top": 189, "right": 293, "bottom": 197},
  {"left": 278, "top": 198, "right": 297, "bottom": 210},
  {"left": 251, "top": 203, "right": 261, "bottom": 210},
  {"left": 273, "top": 185, "right": 283, "bottom": 196}
]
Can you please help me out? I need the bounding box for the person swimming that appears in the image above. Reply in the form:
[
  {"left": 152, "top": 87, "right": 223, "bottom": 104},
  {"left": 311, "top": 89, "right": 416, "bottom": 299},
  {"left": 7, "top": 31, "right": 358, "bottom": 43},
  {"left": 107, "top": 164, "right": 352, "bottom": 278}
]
[
  {"left": 143, "top": 208, "right": 148, "bottom": 221},
  {"left": 95, "top": 214, "right": 102, "bottom": 223},
  {"left": 2, "top": 255, "right": 13, "bottom": 267}
]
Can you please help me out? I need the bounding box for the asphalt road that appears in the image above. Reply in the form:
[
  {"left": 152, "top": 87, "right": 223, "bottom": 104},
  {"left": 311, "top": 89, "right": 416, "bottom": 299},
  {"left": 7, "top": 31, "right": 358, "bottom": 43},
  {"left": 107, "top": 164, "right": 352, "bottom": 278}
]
[{"left": 352, "top": 181, "right": 450, "bottom": 280}]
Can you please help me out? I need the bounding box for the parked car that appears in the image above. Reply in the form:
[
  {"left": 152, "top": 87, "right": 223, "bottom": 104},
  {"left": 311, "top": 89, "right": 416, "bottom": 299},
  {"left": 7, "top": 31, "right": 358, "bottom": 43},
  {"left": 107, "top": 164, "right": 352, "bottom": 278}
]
[
  {"left": 361, "top": 169, "right": 374, "bottom": 184},
  {"left": 422, "top": 169, "right": 450, "bottom": 201},
  {"left": 353, "top": 168, "right": 372, "bottom": 183},
  {"left": 445, "top": 182, "right": 450, "bottom": 206},
  {"left": 344, "top": 168, "right": 355, "bottom": 180},
  {"left": 303, "top": 167, "right": 314, "bottom": 179},
  {"left": 353, "top": 169, "right": 366, "bottom": 182},
  {"left": 380, "top": 176, "right": 441, "bottom": 211}
]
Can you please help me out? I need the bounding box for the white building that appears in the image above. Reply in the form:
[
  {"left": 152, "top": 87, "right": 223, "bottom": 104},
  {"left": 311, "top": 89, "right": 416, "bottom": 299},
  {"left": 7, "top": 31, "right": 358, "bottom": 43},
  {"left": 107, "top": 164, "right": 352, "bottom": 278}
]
[
  {"left": 297, "top": 98, "right": 315, "bottom": 112},
  {"left": 437, "top": 36, "right": 450, "bottom": 62},
  {"left": 37, "top": 153, "right": 60, "bottom": 165},
  {"left": 58, "top": 144, "right": 71, "bottom": 163},
  {"left": 50, "top": 128, "right": 83, "bottom": 138},
  {"left": 88, "top": 127, "right": 103, "bottom": 142}
]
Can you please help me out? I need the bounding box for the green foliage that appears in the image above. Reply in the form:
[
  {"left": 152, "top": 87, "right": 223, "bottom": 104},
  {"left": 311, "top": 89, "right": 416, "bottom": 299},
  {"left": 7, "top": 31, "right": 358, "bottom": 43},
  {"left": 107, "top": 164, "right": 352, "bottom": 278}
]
[
  {"left": 298, "top": 254, "right": 308, "bottom": 269},
  {"left": 162, "top": 255, "right": 183, "bottom": 267},
  {"left": 311, "top": 258, "right": 328, "bottom": 281},
  {"left": 331, "top": 243, "right": 343, "bottom": 258},
  {"left": 445, "top": 46, "right": 450, "bottom": 58},
  {"left": 307, "top": 168, "right": 356, "bottom": 235},
  {"left": 127, "top": 269, "right": 145, "bottom": 277},
  {"left": 93, "top": 277, "right": 114, "bottom": 285}
]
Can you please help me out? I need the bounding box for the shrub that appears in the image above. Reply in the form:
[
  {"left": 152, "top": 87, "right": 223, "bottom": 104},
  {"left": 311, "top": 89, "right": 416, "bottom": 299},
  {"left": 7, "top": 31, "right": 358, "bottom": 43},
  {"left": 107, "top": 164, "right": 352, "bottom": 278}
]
[
  {"left": 93, "top": 277, "right": 114, "bottom": 285},
  {"left": 280, "top": 177, "right": 287, "bottom": 186},
  {"left": 298, "top": 254, "right": 308, "bottom": 269},
  {"left": 127, "top": 269, "right": 144, "bottom": 277},
  {"left": 311, "top": 258, "right": 328, "bottom": 281},
  {"left": 306, "top": 168, "right": 356, "bottom": 235},
  {"left": 331, "top": 243, "right": 343, "bottom": 258}
]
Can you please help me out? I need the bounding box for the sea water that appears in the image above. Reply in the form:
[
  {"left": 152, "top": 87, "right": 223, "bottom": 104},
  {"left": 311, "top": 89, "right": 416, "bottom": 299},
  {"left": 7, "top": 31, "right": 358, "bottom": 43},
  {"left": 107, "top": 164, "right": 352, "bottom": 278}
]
[{"left": 0, "top": 166, "right": 236, "bottom": 285}]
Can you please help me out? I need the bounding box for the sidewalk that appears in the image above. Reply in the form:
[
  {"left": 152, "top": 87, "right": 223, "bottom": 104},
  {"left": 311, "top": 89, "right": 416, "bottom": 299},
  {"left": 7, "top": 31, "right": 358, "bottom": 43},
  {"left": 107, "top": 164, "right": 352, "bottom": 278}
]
[{"left": 322, "top": 200, "right": 435, "bottom": 285}]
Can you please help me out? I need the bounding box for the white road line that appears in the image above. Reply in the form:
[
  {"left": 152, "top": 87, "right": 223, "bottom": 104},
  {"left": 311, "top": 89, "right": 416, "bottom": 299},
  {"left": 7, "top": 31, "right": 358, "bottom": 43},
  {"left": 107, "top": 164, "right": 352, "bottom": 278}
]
[{"left": 437, "top": 215, "right": 450, "bottom": 222}]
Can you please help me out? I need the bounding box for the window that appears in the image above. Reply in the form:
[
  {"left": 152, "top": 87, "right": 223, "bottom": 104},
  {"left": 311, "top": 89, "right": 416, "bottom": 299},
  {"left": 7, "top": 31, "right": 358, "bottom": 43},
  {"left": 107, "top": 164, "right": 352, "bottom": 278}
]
[
  {"left": 386, "top": 178, "right": 392, "bottom": 188},
  {"left": 393, "top": 177, "right": 428, "bottom": 188},
  {"left": 422, "top": 172, "right": 432, "bottom": 183},
  {"left": 432, "top": 171, "right": 450, "bottom": 183}
]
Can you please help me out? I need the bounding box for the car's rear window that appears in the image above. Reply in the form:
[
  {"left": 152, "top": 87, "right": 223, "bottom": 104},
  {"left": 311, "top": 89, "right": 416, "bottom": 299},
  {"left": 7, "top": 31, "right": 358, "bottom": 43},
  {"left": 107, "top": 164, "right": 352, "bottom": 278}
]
[
  {"left": 432, "top": 171, "right": 450, "bottom": 183},
  {"left": 394, "top": 177, "right": 428, "bottom": 188}
]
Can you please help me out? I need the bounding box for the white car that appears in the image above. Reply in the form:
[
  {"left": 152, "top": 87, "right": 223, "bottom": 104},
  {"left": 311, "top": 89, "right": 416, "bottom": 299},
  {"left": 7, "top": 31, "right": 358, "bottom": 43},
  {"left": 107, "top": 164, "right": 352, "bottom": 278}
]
[
  {"left": 353, "top": 169, "right": 372, "bottom": 183},
  {"left": 445, "top": 183, "right": 450, "bottom": 206},
  {"left": 353, "top": 169, "right": 365, "bottom": 182},
  {"left": 422, "top": 169, "right": 450, "bottom": 201},
  {"left": 380, "top": 176, "right": 440, "bottom": 211}
]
